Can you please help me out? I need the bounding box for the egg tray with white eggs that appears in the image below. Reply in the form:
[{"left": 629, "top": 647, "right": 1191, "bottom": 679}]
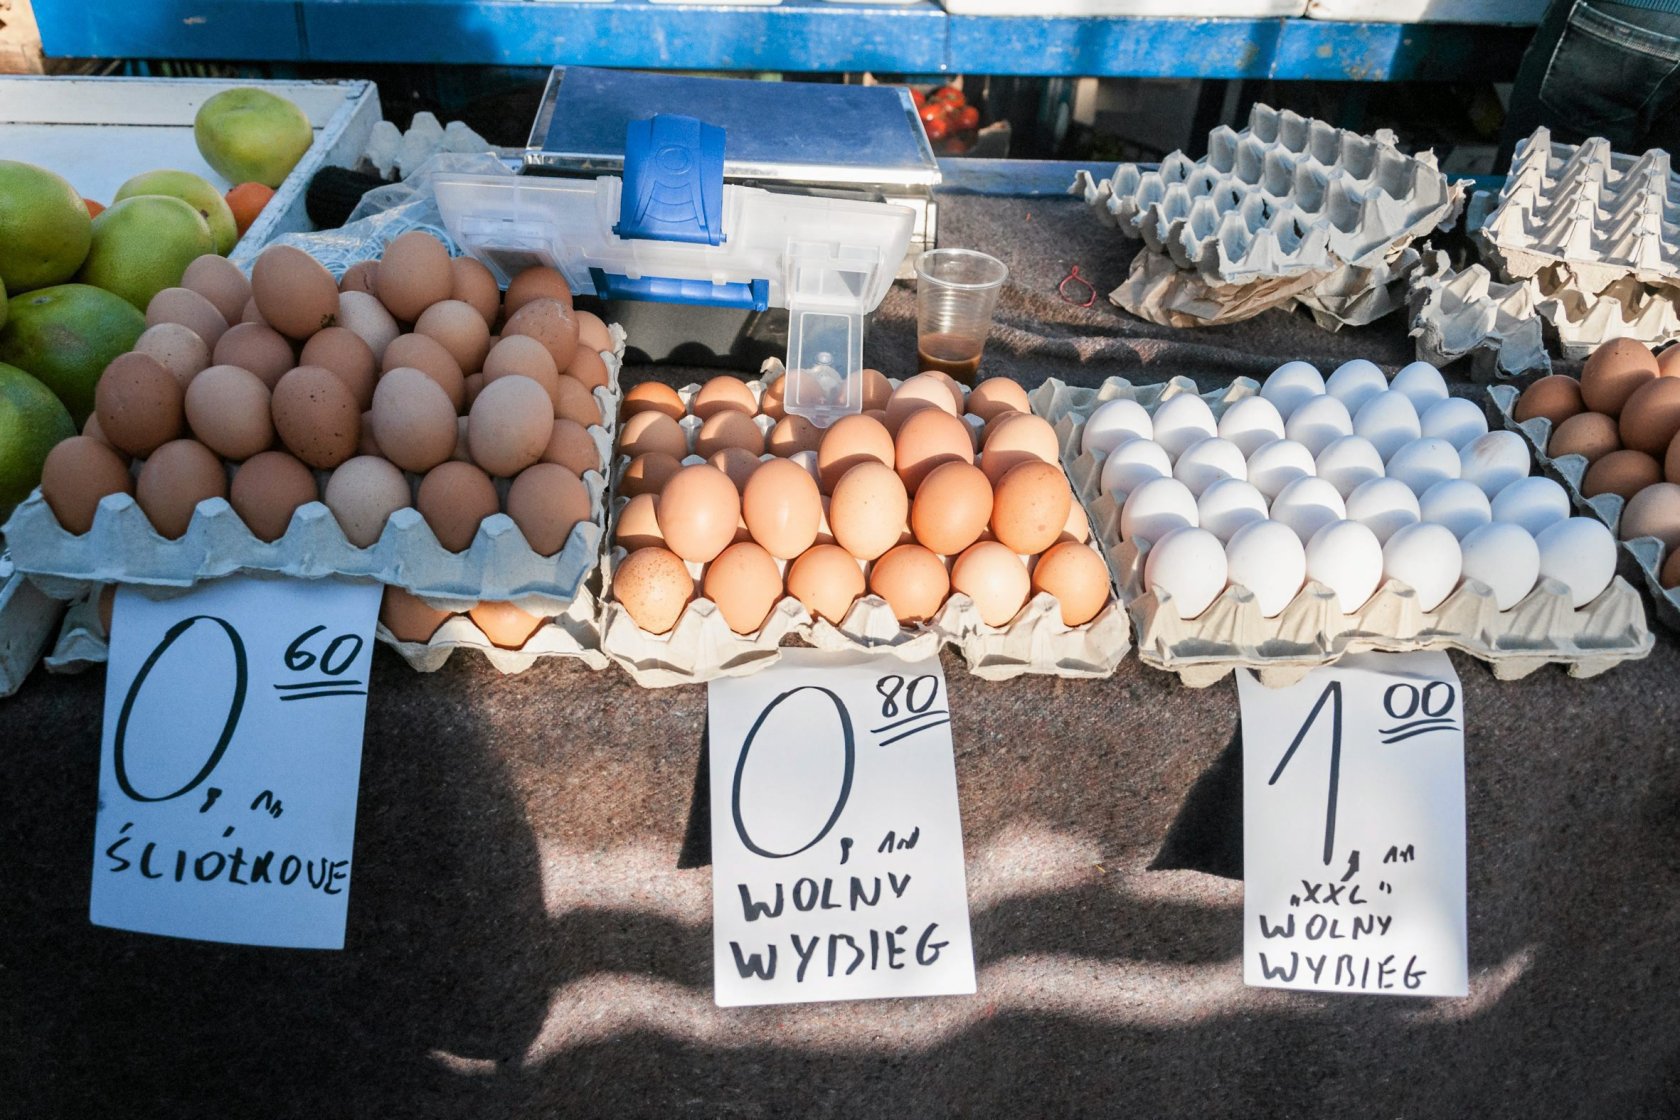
[
  {"left": 2, "top": 236, "right": 631, "bottom": 674},
  {"left": 1031, "top": 359, "right": 1653, "bottom": 689},
  {"left": 1491, "top": 337, "right": 1680, "bottom": 635},
  {"left": 596, "top": 363, "right": 1130, "bottom": 688}
]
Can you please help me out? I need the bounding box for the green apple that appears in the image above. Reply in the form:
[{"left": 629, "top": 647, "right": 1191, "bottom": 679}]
[
  {"left": 194, "top": 88, "right": 313, "bottom": 190},
  {"left": 115, "top": 169, "right": 239, "bottom": 255}
]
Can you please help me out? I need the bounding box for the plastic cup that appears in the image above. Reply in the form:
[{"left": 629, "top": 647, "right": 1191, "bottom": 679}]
[{"left": 915, "top": 248, "right": 1007, "bottom": 386}]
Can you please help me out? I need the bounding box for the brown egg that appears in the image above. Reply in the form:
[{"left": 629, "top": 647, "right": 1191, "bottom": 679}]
[
  {"left": 816, "top": 414, "right": 895, "bottom": 492},
  {"left": 270, "top": 366, "right": 360, "bottom": 469},
  {"left": 1663, "top": 546, "right": 1680, "bottom": 589},
  {"left": 696, "top": 410, "right": 765, "bottom": 458},
  {"left": 816, "top": 495, "right": 836, "bottom": 545},
  {"left": 449, "top": 257, "right": 500, "bottom": 326},
  {"left": 615, "top": 493, "right": 665, "bottom": 551},
  {"left": 623, "top": 381, "right": 685, "bottom": 421},
  {"left": 374, "top": 365, "right": 460, "bottom": 462},
  {"left": 573, "top": 309, "right": 613, "bottom": 355},
  {"left": 134, "top": 322, "right": 210, "bottom": 389},
  {"left": 147, "top": 286, "right": 229, "bottom": 350},
  {"left": 251, "top": 245, "right": 338, "bottom": 340},
  {"left": 213, "top": 323, "right": 295, "bottom": 389},
  {"left": 383, "top": 333, "right": 465, "bottom": 411},
  {"left": 468, "top": 600, "right": 547, "bottom": 650},
  {"left": 298, "top": 326, "right": 377, "bottom": 411},
  {"left": 82, "top": 411, "right": 121, "bottom": 455},
  {"left": 95, "top": 352, "right": 184, "bottom": 456},
  {"left": 482, "top": 335, "right": 559, "bottom": 409},
  {"left": 40, "top": 436, "right": 133, "bottom": 534},
  {"left": 376, "top": 231, "right": 453, "bottom": 322},
  {"left": 991, "top": 460, "right": 1073, "bottom": 555},
  {"left": 502, "top": 298, "right": 579, "bottom": 373},
  {"left": 951, "top": 541, "right": 1030, "bottom": 627},
  {"left": 355, "top": 410, "right": 381, "bottom": 457},
  {"left": 1619, "top": 481, "right": 1680, "bottom": 547},
  {"left": 505, "top": 266, "right": 573, "bottom": 314},
  {"left": 1031, "top": 541, "right": 1111, "bottom": 626},
  {"left": 862, "top": 368, "right": 892, "bottom": 411},
  {"left": 507, "top": 463, "right": 591, "bottom": 556},
  {"left": 1668, "top": 430, "right": 1680, "bottom": 483},
  {"left": 709, "top": 447, "right": 762, "bottom": 491},
  {"left": 786, "top": 544, "right": 865, "bottom": 625},
  {"left": 1548, "top": 410, "right": 1620, "bottom": 463},
  {"left": 135, "top": 439, "right": 226, "bottom": 539},
  {"left": 612, "top": 547, "right": 694, "bottom": 634},
  {"left": 869, "top": 543, "right": 950, "bottom": 624},
  {"left": 886, "top": 372, "right": 961, "bottom": 434},
  {"left": 542, "top": 417, "right": 601, "bottom": 475},
  {"left": 184, "top": 364, "right": 273, "bottom": 460},
  {"left": 1514, "top": 375, "right": 1584, "bottom": 426},
  {"left": 894, "top": 407, "right": 974, "bottom": 494},
  {"left": 416, "top": 299, "right": 492, "bottom": 374},
  {"left": 469, "top": 375, "right": 555, "bottom": 477},
  {"left": 703, "top": 542, "right": 783, "bottom": 634},
  {"left": 693, "top": 376, "right": 757, "bottom": 419},
  {"left": 380, "top": 585, "right": 451, "bottom": 644},
  {"left": 463, "top": 373, "right": 485, "bottom": 409},
  {"left": 617, "top": 453, "right": 679, "bottom": 500},
  {"left": 181, "top": 254, "right": 251, "bottom": 325},
  {"left": 829, "top": 461, "right": 909, "bottom": 561},
  {"left": 911, "top": 460, "right": 993, "bottom": 555},
  {"left": 1581, "top": 338, "right": 1659, "bottom": 416},
  {"left": 733, "top": 512, "right": 756, "bottom": 545},
  {"left": 240, "top": 296, "right": 264, "bottom": 325},
  {"left": 966, "top": 377, "right": 1030, "bottom": 422},
  {"left": 1619, "top": 377, "right": 1680, "bottom": 456},
  {"left": 980, "top": 412, "right": 1060, "bottom": 486},
  {"left": 759, "top": 375, "right": 787, "bottom": 420},
  {"left": 451, "top": 416, "right": 472, "bottom": 463},
  {"left": 564, "top": 346, "right": 609, "bottom": 394},
  {"left": 656, "top": 464, "right": 741, "bottom": 563},
  {"left": 229, "top": 450, "right": 317, "bottom": 542},
  {"left": 768, "top": 414, "right": 822, "bottom": 457},
  {"left": 1582, "top": 448, "right": 1662, "bottom": 500},
  {"left": 1061, "top": 497, "right": 1090, "bottom": 543},
  {"left": 741, "top": 457, "right": 822, "bottom": 559},
  {"left": 323, "top": 455, "right": 411, "bottom": 547},
  {"left": 552, "top": 374, "right": 602, "bottom": 429},
  {"left": 415, "top": 461, "right": 498, "bottom": 552},
  {"left": 336, "top": 291, "right": 400, "bottom": 362},
  {"left": 340, "top": 260, "right": 379, "bottom": 296}
]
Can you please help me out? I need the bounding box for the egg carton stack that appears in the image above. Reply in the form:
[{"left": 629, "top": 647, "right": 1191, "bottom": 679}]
[
  {"left": 1406, "top": 250, "right": 1551, "bottom": 379},
  {"left": 598, "top": 365, "right": 1130, "bottom": 688},
  {"left": 4, "top": 235, "right": 626, "bottom": 675},
  {"left": 1029, "top": 362, "right": 1652, "bottom": 687},
  {"left": 1070, "top": 104, "right": 1465, "bottom": 329}
]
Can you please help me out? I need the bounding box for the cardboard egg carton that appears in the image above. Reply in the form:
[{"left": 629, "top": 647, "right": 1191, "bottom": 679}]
[
  {"left": 1030, "top": 375, "right": 1653, "bottom": 686},
  {"left": 1406, "top": 250, "right": 1550, "bottom": 379},
  {"left": 0, "top": 553, "right": 64, "bottom": 697},
  {"left": 1528, "top": 266, "right": 1680, "bottom": 359},
  {"left": 1489, "top": 382, "right": 1680, "bottom": 632}
]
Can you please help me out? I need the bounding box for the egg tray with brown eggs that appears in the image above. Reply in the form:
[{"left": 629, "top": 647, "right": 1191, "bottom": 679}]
[
  {"left": 1034, "top": 373, "right": 1653, "bottom": 689},
  {"left": 4, "top": 240, "right": 632, "bottom": 670},
  {"left": 597, "top": 365, "right": 1129, "bottom": 688},
  {"left": 1495, "top": 337, "right": 1680, "bottom": 634}
]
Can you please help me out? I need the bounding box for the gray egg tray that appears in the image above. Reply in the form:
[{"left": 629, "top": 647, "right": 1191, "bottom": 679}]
[
  {"left": 1031, "top": 375, "right": 1653, "bottom": 687},
  {"left": 1406, "top": 250, "right": 1550, "bottom": 380},
  {"left": 1528, "top": 267, "right": 1680, "bottom": 359},
  {"left": 0, "top": 553, "right": 65, "bottom": 697}
]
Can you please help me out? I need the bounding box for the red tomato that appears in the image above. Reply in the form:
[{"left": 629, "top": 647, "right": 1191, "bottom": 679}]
[
  {"left": 918, "top": 102, "right": 945, "bottom": 125},
  {"left": 956, "top": 105, "right": 980, "bottom": 131},
  {"left": 930, "top": 85, "right": 965, "bottom": 107},
  {"left": 921, "top": 112, "right": 951, "bottom": 141},
  {"left": 910, "top": 88, "right": 926, "bottom": 109}
]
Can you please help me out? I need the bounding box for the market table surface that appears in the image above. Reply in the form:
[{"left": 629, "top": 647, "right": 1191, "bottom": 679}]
[{"left": 5, "top": 194, "right": 1677, "bottom": 1119}]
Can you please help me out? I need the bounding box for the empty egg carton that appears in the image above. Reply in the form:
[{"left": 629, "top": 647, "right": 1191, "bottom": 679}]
[
  {"left": 1406, "top": 250, "right": 1550, "bottom": 379},
  {"left": 0, "top": 552, "right": 64, "bottom": 697},
  {"left": 1029, "top": 375, "right": 1652, "bottom": 686},
  {"left": 1529, "top": 266, "right": 1680, "bottom": 359}
]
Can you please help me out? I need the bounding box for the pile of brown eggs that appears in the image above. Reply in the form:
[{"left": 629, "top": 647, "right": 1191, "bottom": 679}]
[
  {"left": 609, "top": 369, "right": 1112, "bottom": 637},
  {"left": 1515, "top": 337, "right": 1680, "bottom": 587}
]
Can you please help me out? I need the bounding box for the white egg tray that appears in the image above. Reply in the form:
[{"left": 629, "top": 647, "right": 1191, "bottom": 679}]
[
  {"left": 1489, "top": 382, "right": 1680, "bottom": 632},
  {"left": 0, "top": 552, "right": 65, "bottom": 697},
  {"left": 1529, "top": 269, "right": 1680, "bottom": 359},
  {"left": 1031, "top": 375, "right": 1653, "bottom": 687},
  {"left": 1406, "top": 250, "right": 1550, "bottom": 380}
]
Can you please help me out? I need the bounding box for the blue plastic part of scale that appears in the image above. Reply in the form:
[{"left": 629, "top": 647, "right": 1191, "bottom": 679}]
[
  {"left": 588, "top": 268, "right": 769, "bottom": 311},
  {"left": 613, "top": 114, "right": 727, "bottom": 246}
]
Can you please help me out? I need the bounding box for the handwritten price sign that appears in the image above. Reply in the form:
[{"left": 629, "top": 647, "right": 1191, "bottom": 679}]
[
  {"left": 91, "top": 577, "right": 380, "bottom": 949},
  {"left": 1239, "top": 651, "right": 1468, "bottom": 997},
  {"left": 707, "top": 650, "right": 976, "bottom": 1007}
]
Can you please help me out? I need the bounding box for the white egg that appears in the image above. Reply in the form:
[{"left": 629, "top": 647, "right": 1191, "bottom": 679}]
[
  {"left": 1315, "top": 435, "right": 1386, "bottom": 499},
  {"left": 1246, "top": 439, "right": 1318, "bottom": 500},
  {"left": 1460, "top": 521, "right": 1540, "bottom": 610},
  {"left": 1345, "top": 477, "right": 1422, "bottom": 544},
  {"left": 1099, "top": 438, "right": 1173, "bottom": 501},
  {"left": 1381, "top": 522, "right": 1463, "bottom": 611},
  {"left": 1490, "top": 476, "right": 1572, "bottom": 536},
  {"left": 1324, "top": 359, "right": 1389, "bottom": 415},
  {"left": 1198, "top": 478, "right": 1270, "bottom": 543},
  {"left": 1269, "top": 477, "right": 1348, "bottom": 544},
  {"left": 1306, "top": 520, "right": 1384, "bottom": 614},
  {"left": 1173, "top": 437, "right": 1248, "bottom": 497},
  {"left": 1418, "top": 479, "right": 1493, "bottom": 540},
  {"left": 1152, "top": 393, "right": 1219, "bottom": 460},
  {"left": 1459, "top": 430, "right": 1531, "bottom": 497},
  {"left": 1351, "top": 391, "right": 1422, "bottom": 462},
  {"left": 1216, "top": 395, "right": 1287, "bottom": 458},
  {"left": 1260, "top": 361, "right": 1326, "bottom": 421},
  {"left": 1082, "top": 398, "right": 1154, "bottom": 456},
  {"left": 1284, "top": 394, "right": 1355, "bottom": 457},
  {"left": 1143, "top": 527, "right": 1228, "bottom": 620},
  {"left": 1535, "top": 517, "right": 1617, "bottom": 608},
  {"left": 1226, "top": 519, "right": 1306, "bottom": 618},
  {"left": 1390, "top": 361, "right": 1450, "bottom": 415},
  {"left": 1385, "top": 437, "right": 1462, "bottom": 496},
  {"left": 1419, "top": 396, "right": 1488, "bottom": 449},
  {"left": 1120, "top": 476, "right": 1199, "bottom": 547}
]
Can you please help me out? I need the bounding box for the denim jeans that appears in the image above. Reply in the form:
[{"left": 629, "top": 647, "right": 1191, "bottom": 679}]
[{"left": 1499, "top": 0, "right": 1680, "bottom": 164}]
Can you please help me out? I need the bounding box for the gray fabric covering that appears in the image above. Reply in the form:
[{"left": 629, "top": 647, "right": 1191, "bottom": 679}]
[{"left": 3, "top": 194, "right": 1675, "bottom": 1119}]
